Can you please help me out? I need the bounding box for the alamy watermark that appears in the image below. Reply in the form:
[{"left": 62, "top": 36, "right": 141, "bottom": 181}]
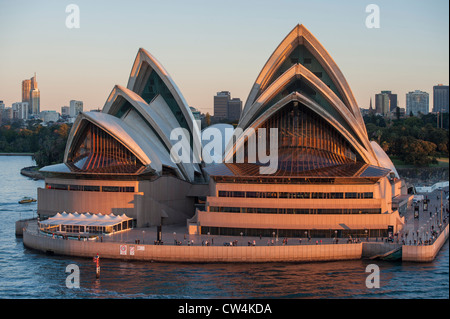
[
  {"left": 65, "top": 264, "right": 80, "bottom": 289},
  {"left": 365, "top": 4, "right": 380, "bottom": 29},
  {"left": 170, "top": 123, "right": 279, "bottom": 175},
  {"left": 365, "top": 264, "right": 380, "bottom": 288},
  {"left": 65, "top": 4, "right": 80, "bottom": 29}
]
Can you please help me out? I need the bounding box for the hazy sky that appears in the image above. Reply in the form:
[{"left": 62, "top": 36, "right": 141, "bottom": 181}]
[{"left": 0, "top": 0, "right": 448, "bottom": 114}]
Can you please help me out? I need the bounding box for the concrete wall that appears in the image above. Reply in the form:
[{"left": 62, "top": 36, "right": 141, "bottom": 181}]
[
  {"left": 38, "top": 187, "right": 140, "bottom": 218},
  {"left": 137, "top": 176, "right": 196, "bottom": 227},
  {"left": 38, "top": 176, "right": 199, "bottom": 227},
  {"left": 402, "top": 224, "right": 449, "bottom": 262},
  {"left": 23, "top": 229, "right": 362, "bottom": 263}
]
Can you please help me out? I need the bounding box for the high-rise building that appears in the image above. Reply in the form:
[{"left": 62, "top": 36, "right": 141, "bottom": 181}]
[
  {"left": 382, "top": 91, "right": 397, "bottom": 112},
  {"left": 40, "top": 110, "right": 60, "bottom": 123},
  {"left": 2, "top": 108, "right": 13, "bottom": 121},
  {"left": 12, "top": 102, "right": 29, "bottom": 120},
  {"left": 29, "top": 74, "right": 40, "bottom": 115},
  {"left": 61, "top": 106, "right": 70, "bottom": 117},
  {"left": 375, "top": 91, "right": 397, "bottom": 115},
  {"left": 22, "top": 79, "right": 31, "bottom": 104},
  {"left": 375, "top": 92, "right": 389, "bottom": 116},
  {"left": 433, "top": 84, "right": 449, "bottom": 114},
  {"left": 69, "top": 100, "right": 83, "bottom": 117},
  {"left": 30, "top": 90, "right": 40, "bottom": 115},
  {"left": 227, "top": 98, "right": 242, "bottom": 122},
  {"left": 214, "top": 91, "right": 242, "bottom": 121},
  {"left": 406, "top": 90, "right": 429, "bottom": 116},
  {"left": 214, "top": 91, "right": 230, "bottom": 120}
]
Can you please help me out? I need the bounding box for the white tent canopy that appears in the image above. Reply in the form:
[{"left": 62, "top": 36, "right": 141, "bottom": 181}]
[{"left": 39, "top": 212, "right": 133, "bottom": 227}]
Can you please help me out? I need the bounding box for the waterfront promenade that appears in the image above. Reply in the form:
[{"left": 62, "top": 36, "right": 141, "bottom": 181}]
[{"left": 20, "top": 186, "right": 449, "bottom": 263}]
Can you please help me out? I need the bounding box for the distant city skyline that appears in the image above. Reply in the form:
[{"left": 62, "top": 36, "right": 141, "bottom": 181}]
[{"left": 0, "top": 0, "right": 448, "bottom": 114}]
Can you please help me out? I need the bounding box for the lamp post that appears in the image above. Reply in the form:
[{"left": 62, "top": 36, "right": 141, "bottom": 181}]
[
  {"left": 142, "top": 230, "right": 145, "bottom": 244},
  {"left": 173, "top": 232, "right": 176, "bottom": 245}
]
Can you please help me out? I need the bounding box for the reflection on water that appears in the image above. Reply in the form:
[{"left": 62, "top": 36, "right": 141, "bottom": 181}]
[{"left": 0, "top": 156, "right": 448, "bottom": 299}]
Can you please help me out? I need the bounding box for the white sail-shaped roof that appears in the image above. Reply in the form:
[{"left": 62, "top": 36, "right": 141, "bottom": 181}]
[{"left": 233, "top": 24, "right": 379, "bottom": 167}]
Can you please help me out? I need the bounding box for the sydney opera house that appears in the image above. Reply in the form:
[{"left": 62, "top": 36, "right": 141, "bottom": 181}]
[{"left": 38, "top": 25, "right": 406, "bottom": 239}]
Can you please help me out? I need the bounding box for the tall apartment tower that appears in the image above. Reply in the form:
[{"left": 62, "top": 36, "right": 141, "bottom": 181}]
[
  {"left": 12, "top": 102, "right": 29, "bottom": 120},
  {"left": 213, "top": 91, "right": 242, "bottom": 121},
  {"left": 69, "top": 100, "right": 83, "bottom": 117},
  {"left": 375, "top": 91, "right": 397, "bottom": 115},
  {"left": 375, "top": 92, "right": 389, "bottom": 116},
  {"left": 22, "top": 79, "right": 31, "bottom": 104},
  {"left": 382, "top": 91, "right": 398, "bottom": 112},
  {"left": 28, "top": 73, "right": 40, "bottom": 115},
  {"left": 227, "top": 98, "right": 242, "bottom": 122},
  {"left": 214, "top": 91, "right": 230, "bottom": 120},
  {"left": 433, "top": 84, "right": 449, "bottom": 114},
  {"left": 61, "top": 106, "right": 70, "bottom": 117},
  {"left": 406, "top": 90, "right": 429, "bottom": 116}
]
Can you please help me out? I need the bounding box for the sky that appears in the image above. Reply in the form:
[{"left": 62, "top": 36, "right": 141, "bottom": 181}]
[{"left": 0, "top": 0, "right": 448, "bottom": 114}]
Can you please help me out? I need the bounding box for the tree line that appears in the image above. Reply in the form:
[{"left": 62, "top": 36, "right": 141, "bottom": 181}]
[
  {"left": 0, "top": 120, "right": 71, "bottom": 167},
  {"left": 364, "top": 113, "right": 449, "bottom": 166}
]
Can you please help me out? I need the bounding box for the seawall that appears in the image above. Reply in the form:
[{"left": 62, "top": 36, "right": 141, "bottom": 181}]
[
  {"left": 21, "top": 221, "right": 448, "bottom": 263},
  {"left": 402, "top": 224, "right": 449, "bottom": 262},
  {"left": 23, "top": 228, "right": 362, "bottom": 263}
]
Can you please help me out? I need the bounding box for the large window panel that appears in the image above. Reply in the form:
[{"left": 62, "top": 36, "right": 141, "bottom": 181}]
[{"left": 67, "top": 122, "right": 144, "bottom": 174}]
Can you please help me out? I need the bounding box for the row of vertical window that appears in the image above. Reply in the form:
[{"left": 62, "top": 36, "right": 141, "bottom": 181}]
[
  {"left": 218, "top": 191, "right": 373, "bottom": 199},
  {"left": 201, "top": 227, "right": 388, "bottom": 239},
  {"left": 209, "top": 207, "right": 381, "bottom": 214},
  {"left": 46, "top": 183, "right": 135, "bottom": 193}
]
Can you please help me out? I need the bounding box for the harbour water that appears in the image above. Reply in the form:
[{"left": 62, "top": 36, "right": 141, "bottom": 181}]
[{"left": 0, "top": 156, "right": 448, "bottom": 299}]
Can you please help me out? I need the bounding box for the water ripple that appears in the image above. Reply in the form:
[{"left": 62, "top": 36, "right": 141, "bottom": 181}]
[{"left": 0, "top": 156, "right": 448, "bottom": 299}]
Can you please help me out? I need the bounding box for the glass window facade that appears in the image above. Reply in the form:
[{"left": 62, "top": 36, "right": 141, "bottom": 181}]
[
  {"left": 67, "top": 122, "right": 144, "bottom": 174},
  {"left": 200, "top": 227, "right": 388, "bottom": 239},
  {"left": 46, "top": 183, "right": 135, "bottom": 193},
  {"left": 209, "top": 207, "right": 381, "bottom": 214},
  {"left": 218, "top": 190, "right": 373, "bottom": 199},
  {"left": 237, "top": 102, "right": 362, "bottom": 174}
]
